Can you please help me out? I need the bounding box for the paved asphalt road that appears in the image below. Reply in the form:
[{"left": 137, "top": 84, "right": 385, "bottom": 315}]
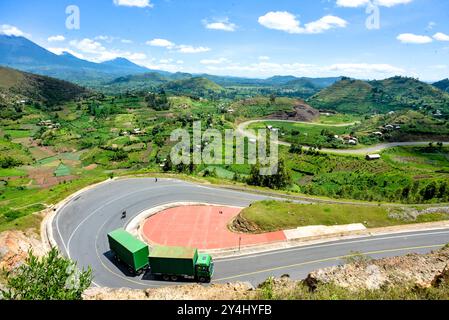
[
  {"left": 237, "top": 120, "right": 449, "bottom": 155},
  {"left": 52, "top": 178, "right": 449, "bottom": 289}
]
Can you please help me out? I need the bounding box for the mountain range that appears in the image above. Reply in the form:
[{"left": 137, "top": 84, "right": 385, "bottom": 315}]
[
  {"left": 0, "top": 35, "right": 342, "bottom": 91},
  {"left": 0, "top": 35, "right": 152, "bottom": 82}
]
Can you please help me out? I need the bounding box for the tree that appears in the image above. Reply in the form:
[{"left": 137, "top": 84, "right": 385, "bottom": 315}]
[
  {"left": 247, "top": 159, "right": 292, "bottom": 190},
  {"left": 0, "top": 248, "right": 92, "bottom": 300}
]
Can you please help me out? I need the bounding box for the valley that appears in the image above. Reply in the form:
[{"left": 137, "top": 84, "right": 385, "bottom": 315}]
[
  {"left": 1, "top": 57, "right": 449, "bottom": 233},
  {"left": 1, "top": 0, "right": 449, "bottom": 303}
]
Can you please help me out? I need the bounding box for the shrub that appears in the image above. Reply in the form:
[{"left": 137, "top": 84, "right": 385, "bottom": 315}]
[{"left": 0, "top": 248, "right": 92, "bottom": 300}]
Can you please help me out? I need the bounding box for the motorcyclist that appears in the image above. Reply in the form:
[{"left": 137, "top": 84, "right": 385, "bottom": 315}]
[{"left": 121, "top": 210, "right": 127, "bottom": 219}]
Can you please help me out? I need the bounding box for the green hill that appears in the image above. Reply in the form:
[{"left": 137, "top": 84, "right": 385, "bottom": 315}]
[
  {"left": 0, "top": 66, "right": 88, "bottom": 110},
  {"left": 308, "top": 76, "right": 449, "bottom": 114},
  {"left": 161, "top": 77, "right": 224, "bottom": 97},
  {"left": 433, "top": 79, "right": 449, "bottom": 93}
]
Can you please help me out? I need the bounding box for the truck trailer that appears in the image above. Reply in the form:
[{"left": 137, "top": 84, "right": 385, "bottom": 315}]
[
  {"left": 107, "top": 229, "right": 214, "bottom": 282},
  {"left": 148, "top": 246, "right": 214, "bottom": 283},
  {"left": 107, "top": 229, "right": 150, "bottom": 275}
]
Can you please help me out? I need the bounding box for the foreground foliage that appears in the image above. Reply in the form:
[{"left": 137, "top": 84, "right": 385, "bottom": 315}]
[{"left": 0, "top": 248, "right": 92, "bottom": 300}]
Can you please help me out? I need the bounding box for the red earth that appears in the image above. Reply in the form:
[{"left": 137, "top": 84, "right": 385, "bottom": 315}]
[{"left": 141, "top": 205, "right": 286, "bottom": 250}]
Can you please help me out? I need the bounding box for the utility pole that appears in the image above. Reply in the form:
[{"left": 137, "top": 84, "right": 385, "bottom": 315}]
[{"left": 239, "top": 236, "right": 242, "bottom": 252}]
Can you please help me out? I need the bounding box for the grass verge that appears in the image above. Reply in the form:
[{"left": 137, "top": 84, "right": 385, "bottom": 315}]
[{"left": 238, "top": 200, "right": 449, "bottom": 232}]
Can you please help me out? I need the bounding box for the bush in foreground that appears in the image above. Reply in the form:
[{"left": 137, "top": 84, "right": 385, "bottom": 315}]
[{"left": 0, "top": 248, "right": 92, "bottom": 300}]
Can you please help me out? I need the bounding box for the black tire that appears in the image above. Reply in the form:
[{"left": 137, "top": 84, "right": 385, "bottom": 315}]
[
  {"left": 199, "top": 277, "right": 210, "bottom": 283},
  {"left": 170, "top": 275, "right": 178, "bottom": 282},
  {"left": 162, "top": 275, "right": 170, "bottom": 281}
]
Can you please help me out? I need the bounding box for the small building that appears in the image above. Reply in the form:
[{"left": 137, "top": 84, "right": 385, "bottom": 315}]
[{"left": 366, "top": 154, "right": 381, "bottom": 161}]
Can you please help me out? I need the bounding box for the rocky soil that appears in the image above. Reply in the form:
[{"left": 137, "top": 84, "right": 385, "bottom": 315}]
[
  {"left": 0, "top": 229, "right": 45, "bottom": 272},
  {"left": 83, "top": 282, "right": 255, "bottom": 300},
  {"left": 305, "top": 246, "right": 449, "bottom": 290},
  {"left": 269, "top": 101, "right": 319, "bottom": 122}
]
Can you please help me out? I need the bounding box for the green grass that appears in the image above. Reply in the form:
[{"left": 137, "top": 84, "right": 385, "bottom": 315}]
[
  {"left": 200, "top": 166, "right": 237, "bottom": 179},
  {"left": 239, "top": 200, "right": 449, "bottom": 232},
  {"left": 4, "top": 130, "right": 32, "bottom": 139},
  {"left": 317, "top": 113, "right": 361, "bottom": 124},
  {"left": 54, "top": 163, "right": 71, "bottom": 177},
  {"left": 0, "top": 171, "right": 108, "bottom": 231},
  {"left": 382, "top": 146, "right": 449, "bottom": 172},
  {"left": 0, "top": 168, "right": 27, "bottom": 177},
  {"left": 248, "top": 121, "right": 353, "bottom": 148}
]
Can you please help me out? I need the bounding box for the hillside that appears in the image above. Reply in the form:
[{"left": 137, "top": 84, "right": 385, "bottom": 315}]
[
  {"left": 0, "top": 66, "right": 88, "bottom": 112},
  {"left": 161, "top": 77, "right": 224, "bottom": 97},
  {"left": 308, "top": 76, "right": 449, "bottom": 114},
  {"left": 0, "top": 35, "right": 151, "bottom": 82},
  {"left": 434, "top": 79, "right": 449, "bottom": 93}
]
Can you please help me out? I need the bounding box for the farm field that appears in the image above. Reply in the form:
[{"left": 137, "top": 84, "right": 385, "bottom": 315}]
[{"left": 1, "top": 90, "right": 449, "bottom": 232}]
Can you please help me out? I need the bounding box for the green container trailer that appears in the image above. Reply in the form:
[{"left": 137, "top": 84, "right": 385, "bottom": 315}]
[
  {"left": 149, "top": 246, "right": 214, "bottom": 283},
  {"left": 107, "top": 229, "right": 149, "bottom": 275}
]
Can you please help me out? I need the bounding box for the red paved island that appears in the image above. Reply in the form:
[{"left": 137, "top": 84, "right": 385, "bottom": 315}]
[{"left": 141, "top": 205, "right": 286, "bottom": 250}]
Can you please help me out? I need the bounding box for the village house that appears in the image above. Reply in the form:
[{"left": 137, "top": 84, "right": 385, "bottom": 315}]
[{"left": 366, "top": 154, "right": 381, "bottom": 161}]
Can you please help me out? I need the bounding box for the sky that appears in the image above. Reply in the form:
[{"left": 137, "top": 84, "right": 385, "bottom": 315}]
[{"left": 0, "top": 0, "right": 449, "bottom": 81}]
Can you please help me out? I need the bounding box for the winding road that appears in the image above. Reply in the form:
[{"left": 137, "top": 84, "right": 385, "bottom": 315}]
[
  {"left": 52, "top": 178, "right": 449, "bottom": 289},
  {"left": 237, "top": 120, "right": 449, "bottom": 155}
]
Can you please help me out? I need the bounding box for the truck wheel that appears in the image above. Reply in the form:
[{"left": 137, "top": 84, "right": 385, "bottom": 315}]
[
  {"left": 162, "top": 275, "right": 170, "bottom": 281},
  {"left": 198, "top": 277, "right": 209, "bottom": 283},
  {"left": 170, "top": 276, "right": 178, "bottom": 282}
]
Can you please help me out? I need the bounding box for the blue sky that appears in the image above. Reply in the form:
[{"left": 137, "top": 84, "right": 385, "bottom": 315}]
[{"left": 0, "top": 0, "right": 448, "bottom": 80}]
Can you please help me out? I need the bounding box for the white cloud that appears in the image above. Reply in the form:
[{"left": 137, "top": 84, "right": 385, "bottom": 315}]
[
  {"left": 397, "top": 33, "right": 433, "bottom": 44},
  {"left": 303, "top": 16, "right": 348, "bottom": 34},
  {"left": 259, "top": 56, "right": 270, "bottom": 61},
  {"left": 0, "top": 24, "right": 30, "bottom": 37},
  {"left": 258, "top": 11, "right": 302, "bottom": 34},
  {"left": 47, "top": 47, "right": 84, "bottom": 59},
  {"left": 146, "top": 38, "right": 175, "bottom": 48},
  {"left": 204, "top": 18, "right": 237, "bottom": 32},
  {"left": 69, "top": 38, "right": 146, "bottom": 62},
  {"left": 200, "top": 58, "right": 229, "bottom": 65},
  {"left": 204, "top": 59, "right": 405, "bottom": 79},
  {"left": 113, "top": 0, "right": 153, "bottom": 8},
  {"left": 433, "top": 32, "right": 449, "bottom": 42},
  {"left": 258, "top": 12, "right": 347, "bottom": 34},
  {"left": 337, "top": 0, "right": 412, "bottom": 7},
  {"left": 326, "top": 63, "right": 405, "bottom": 75},
  {"left": 430, "top": 64, "right": 447, "bottom": 70},
  {"left": 376, "top": 0, "right": 413, "bottom": 7},
  {"left": 70, "top": 38, "right": 106, "bottom": 54},
  {"left": 121, "top": 39, "right": 133, "bottom": 44},
  {"left": 177, "top": 45, "right": 211, "bottom": 54},
  {"left": 147, "top": 38, "right": 210, "bottom": 54},
  {"left": 48, "top": 35, "right": 65, "bottom": 42}
]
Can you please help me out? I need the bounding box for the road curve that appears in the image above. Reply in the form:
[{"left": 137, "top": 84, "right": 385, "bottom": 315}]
[
  {"left": 237, "top": 120, "right": 449, "bottom": 155},
  {"left": 52, "top": 178, "right": 449, "bottom": 289}
]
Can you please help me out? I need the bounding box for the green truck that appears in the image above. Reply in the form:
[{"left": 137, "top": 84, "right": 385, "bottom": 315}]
[
  {"left": 149, "top": 245, "right": 214, "bottom": 283},
  {"left": 107, "top": 229, "right": 150, "bottom": 275},
  {"left": 107, "top": 229, "right": 214, "bottom": 282}
]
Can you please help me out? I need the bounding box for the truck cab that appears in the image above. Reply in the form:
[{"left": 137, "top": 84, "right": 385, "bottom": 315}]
[{"left": 195, "top": 253, "right": 214, "bottom": 283}]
